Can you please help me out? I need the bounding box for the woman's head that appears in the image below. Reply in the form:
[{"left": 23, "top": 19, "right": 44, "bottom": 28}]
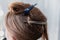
[{"left": 5, "top": 2, "right": 48, "bottom": 40}]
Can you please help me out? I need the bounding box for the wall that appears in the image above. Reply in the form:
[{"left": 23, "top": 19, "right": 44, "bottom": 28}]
[{"left": 0, "top": 0, "right": 59, "bottom": 40}]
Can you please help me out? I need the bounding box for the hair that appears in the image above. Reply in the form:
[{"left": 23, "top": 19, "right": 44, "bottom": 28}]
[{"left": 5, "top": 2, "right": 48, "bottom": 40}]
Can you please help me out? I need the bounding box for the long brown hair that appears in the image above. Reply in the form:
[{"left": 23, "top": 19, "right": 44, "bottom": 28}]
[{"left": 5, "top": 2, "right": 48, "bottom": 40}]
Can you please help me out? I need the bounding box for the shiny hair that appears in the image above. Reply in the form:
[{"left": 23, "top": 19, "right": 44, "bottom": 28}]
[{"left": 5, "top": 2, "right": 48, "bottom": 40}]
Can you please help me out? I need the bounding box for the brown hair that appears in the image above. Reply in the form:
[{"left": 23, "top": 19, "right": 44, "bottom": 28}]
[{"left": 5, "top": 2, "right": 48, "bottom": 40}]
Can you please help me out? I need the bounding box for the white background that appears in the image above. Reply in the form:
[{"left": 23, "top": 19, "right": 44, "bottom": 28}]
[{"left": 0, "top": 0, "right": 60, "bottom": 40}]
